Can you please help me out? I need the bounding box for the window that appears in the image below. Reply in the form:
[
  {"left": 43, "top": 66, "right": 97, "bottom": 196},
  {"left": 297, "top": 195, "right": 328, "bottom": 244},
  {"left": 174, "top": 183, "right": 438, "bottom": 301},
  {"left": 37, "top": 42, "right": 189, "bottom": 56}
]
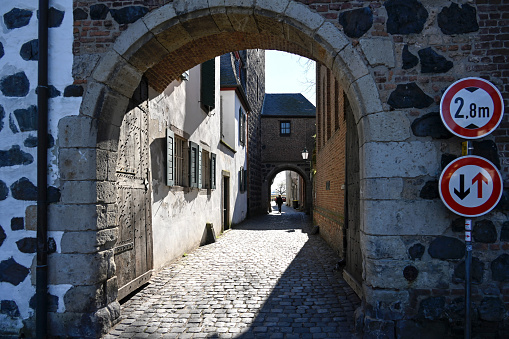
[
  {"left": 239, "top": 107, "right": 246, "bottom": 146},
  {"left": 201, "top": 150, "right": 210, "bottom": 189},
  {"left": 239, "top": 166, "right": 247, "bottom": 193},
  {"left": 280, "top": 121, "right": 291, "bottom": 136},
  {"left": 201, "top": 59, "right": 215, "bottom": 112},
  {"left": 210, "top": 153, "right": 216, "bottom": 190},
  {"left": 167, "top": 129, "right": 188, "bottom": 187},
  {"left": 189, "top": 141, "right": 201, "bottom": 188}
]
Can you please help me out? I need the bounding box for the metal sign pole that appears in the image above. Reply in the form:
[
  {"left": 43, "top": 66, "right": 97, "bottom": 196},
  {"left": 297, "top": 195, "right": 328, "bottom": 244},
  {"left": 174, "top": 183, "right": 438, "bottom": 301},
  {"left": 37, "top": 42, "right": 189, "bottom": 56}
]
[{"left": 465, "top": 140, "right": 473, "bottom": 339}]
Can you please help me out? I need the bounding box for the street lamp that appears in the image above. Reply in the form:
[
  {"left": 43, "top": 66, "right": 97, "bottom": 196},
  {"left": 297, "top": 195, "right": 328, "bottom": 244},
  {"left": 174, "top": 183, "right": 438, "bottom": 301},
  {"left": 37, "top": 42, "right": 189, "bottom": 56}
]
[{"left": 301, "top": 147, "right": 309, "bottom": 160}]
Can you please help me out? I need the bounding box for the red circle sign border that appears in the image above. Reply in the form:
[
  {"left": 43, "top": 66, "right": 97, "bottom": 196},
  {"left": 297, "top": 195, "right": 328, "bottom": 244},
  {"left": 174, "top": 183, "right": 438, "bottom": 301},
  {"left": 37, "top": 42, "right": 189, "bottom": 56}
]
[
  {"left": 439, "top": 156, "right": 503, "bottom": 217},
  {"left": 440, "top": 77, "right": 504, "bottom": 139}
]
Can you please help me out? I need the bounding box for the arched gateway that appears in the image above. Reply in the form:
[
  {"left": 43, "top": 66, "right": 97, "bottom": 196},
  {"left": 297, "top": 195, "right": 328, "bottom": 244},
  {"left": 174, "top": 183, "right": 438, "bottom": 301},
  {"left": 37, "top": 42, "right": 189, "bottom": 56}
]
[{"left": 1, "top": 1, "right": 508, "bottom": 337}]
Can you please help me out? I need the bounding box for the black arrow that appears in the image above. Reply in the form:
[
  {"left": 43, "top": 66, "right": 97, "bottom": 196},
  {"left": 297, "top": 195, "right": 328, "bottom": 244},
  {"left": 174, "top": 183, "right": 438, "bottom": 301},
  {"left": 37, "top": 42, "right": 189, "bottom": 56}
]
[{"left": 454, "top": 174, "right": 470, "bottom": 200}]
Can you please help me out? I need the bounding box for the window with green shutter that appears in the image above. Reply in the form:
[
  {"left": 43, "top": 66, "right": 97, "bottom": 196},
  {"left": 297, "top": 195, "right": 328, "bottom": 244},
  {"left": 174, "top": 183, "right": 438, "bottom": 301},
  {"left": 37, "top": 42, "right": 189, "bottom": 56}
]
[
  {"left": 239, "top": 107, "right": 246, "bottom": 146},
  {"left": 201, "top": 59, "right": 215, "bottom": 112},
  {"left": 210, "top": 153, "right": 216, "bottom": 190},
  {"left": 166, "top": 129, "right": 174, "bottom": 186},
  {"left": 189, "top": 141, "right": 201, "bottom": 188}
]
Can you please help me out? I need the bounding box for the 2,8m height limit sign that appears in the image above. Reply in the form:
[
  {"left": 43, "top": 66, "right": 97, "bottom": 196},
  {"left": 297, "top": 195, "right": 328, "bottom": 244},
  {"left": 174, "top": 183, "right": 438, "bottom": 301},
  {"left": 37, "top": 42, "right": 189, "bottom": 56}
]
[{"left": 440, "top": 77, "right": 504, "bottom": 139}]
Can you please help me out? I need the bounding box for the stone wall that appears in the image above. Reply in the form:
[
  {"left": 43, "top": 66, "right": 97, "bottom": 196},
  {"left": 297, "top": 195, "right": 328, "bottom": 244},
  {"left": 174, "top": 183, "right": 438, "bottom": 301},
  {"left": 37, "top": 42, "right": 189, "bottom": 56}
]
[
  {"left": 0, "top": 1, "right": 80, "bottom": 336},
  {"left": 242, "top": 49, "right": 266, "bottom": 217}
]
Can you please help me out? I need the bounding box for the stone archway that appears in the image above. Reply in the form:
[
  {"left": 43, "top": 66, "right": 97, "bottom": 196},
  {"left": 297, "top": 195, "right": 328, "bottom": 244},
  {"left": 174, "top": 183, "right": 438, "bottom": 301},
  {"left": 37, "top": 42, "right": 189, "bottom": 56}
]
[
  {"left": 263, "top": 164, "right": 312, "bottom": 214},
  {"left": 56, "top": 1, "right": 385, "bottom": 336}
]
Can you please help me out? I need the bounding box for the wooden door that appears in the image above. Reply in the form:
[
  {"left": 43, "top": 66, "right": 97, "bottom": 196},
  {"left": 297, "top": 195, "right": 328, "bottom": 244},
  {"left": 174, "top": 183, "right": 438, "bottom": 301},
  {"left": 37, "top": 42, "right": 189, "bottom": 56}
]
[
  {"left": 114, "top": 78, "right": 153, "bottom": 300},
  {"left": 344, "top": 98, "right": 362, "bottom": 295}
]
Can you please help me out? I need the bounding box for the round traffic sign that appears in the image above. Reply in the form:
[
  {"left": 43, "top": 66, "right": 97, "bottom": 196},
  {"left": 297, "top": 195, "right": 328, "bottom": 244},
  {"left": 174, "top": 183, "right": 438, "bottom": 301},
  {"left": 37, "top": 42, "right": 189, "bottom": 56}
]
[
  {"left": 439, "top": 156, "right": 503, "bottom": 217},
  {"left": 440, "top": 77, "right": 504, "bottom": 139}
]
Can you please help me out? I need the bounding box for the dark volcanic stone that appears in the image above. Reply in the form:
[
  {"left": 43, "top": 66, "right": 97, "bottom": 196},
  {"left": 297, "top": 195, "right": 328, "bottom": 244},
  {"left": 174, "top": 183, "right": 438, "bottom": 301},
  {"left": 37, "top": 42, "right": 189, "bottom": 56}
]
[
  {"left": 0, "top": 226, "right": 5, "bottom": 247},
  {"left": 438, "top": 3, "right": 479, "bottom": 35},
  {"left": 20, "top": 39, "right": 39, "bottom": 61},
  {"left": 0, "top": 105, "right": 4, "bottom": 132},
  {"left": 48, "top": 186, "right": 61, "bottom": 204},
  {"left": 451, "top": 217, "right": 464, "bottom": 233},
  {"left": 110, "top": 6, "right": 148, "bottom": 25},
  {"left": 402, "top": 45, "right": 419, "bottom": 69},
  {"left": 1, "top": 300, "right": 20, "bottom": 318},
  {"left": 441, "top": 153, "right": 457, "bottom": 171},
  {"left": 408, "top": 243, "right": 425, "bottom": 260},
  {"left": 388, "top": 83, "right": 434, "bottom": 109},
  {"left": 0, "top": 145, "right": 34, "bottom": 167},
  {"left": 495, "top": 188, "right": 509, "bottom": 211},
  {"left": 24, "top": 134, "right": 55, "bottom": 148},
  {"left": 419, "top": 180, "right": 439, "bottom": 200},
  {"left": 418, "top": 47, "right": 453, "bottom": 74},
  {"left": 48, "top": 237, "right": 56, "bottom": 254},
  {"left": 0, "top": 180, "right": 7, "bottom": 201},
  {"left": 473, "top": 219, "right": 497, "bottom": 243},
  {"left": 338, "top": 7, "right": 373, "bottom": 38},
  {"left": 16, "top": 237, "right": 37, "bottom": 253},
  {"left": 501, "top": 221, "right": 509, "bottom": 241},
  {"left": 428, "top": 236, "right": 464, "bottom": 260},
  {"left": 403, "top": 265, "right": 418, "bottom": 281},
  {"left": 479, "top": 297, "right": 505, "bottom": 322},
  {"left": 10, "top": 177, "right": 37, "bottom": 201},
  {"left": 48, "top": 7, "right": 65, "bottom": 28},
  {"left": 4, "top": 8, "right": 32, "bottom": 29},
  {"left": 13, "top": 105, "right": 37, "bottom": 132},
  {"left": 11, "top": 217, "right": 23, "bottom": 231},
  {"left": 73, "top": 8, "right": 88, "bottom": 20},
  {"left": 418, "top": 296, "right": 445, "bottom": 320},
  {"left": 385, "top": 0, "right": 428, "bottom": 34},
  {"left": 0, "top": 258, "right": 29, "bottom": 286},
  {"left": 412, "top": 112, "right": 453, "bottom": 139},
  {"left": 90, "top": 4, "right": 109, "bottom": 20},
  {"left": 0, "top": 42, "right": 4, "bottom": 59},
  {"left": 453, "top": 257, "right": 484, "bottom": 284},
  {"left": 63, "top": 84, "right": 84, "bottom": 97},
  {"left": 36, "top": 85, "right": 60, "bottom": 98},
  {"left": 473, "top": 140, "right": 501, "bottom": 169},
  {"left": 29, "top": 293, "right": 59, "bottom": 312},
  {"left": 491, "top": 254, "right": 509, "bottom": 282},
  {"left": 9, "top": 114, "right": 19, "bottom": 134},
  {"left": 0, "top": 72, "right": 30, "bottom": 97}
]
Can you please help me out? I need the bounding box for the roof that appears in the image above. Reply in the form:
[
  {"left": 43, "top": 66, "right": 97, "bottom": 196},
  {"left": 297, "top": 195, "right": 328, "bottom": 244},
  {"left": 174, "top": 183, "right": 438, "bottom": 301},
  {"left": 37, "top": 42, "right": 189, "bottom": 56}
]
[
  {"left": 261, "top": 93, "right": 316, "bottom": 117},
  {"left": 220, "top": 53, "right": 239, "bottom": 87}
]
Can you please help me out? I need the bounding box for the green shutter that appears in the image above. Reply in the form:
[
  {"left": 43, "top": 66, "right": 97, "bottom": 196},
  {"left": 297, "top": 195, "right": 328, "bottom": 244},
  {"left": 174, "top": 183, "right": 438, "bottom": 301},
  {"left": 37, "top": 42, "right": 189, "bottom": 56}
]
[
  {"left": 210, "top": 153, "right": 216, "bottom": 190},
  {"left": 198, "top": 146, "right": 202, "bottom": 189},
  {"left": 166, "top": 128, "right": 174, "bottom": 186},
  {"left": 189, "top": 141, "right": 199, "bottom": 188},
  {"left": 243, "top": 168, "right": 247, "bottom": 192},
  {"left": 201, "top": 59, "right": 215, "bottom": 111}
]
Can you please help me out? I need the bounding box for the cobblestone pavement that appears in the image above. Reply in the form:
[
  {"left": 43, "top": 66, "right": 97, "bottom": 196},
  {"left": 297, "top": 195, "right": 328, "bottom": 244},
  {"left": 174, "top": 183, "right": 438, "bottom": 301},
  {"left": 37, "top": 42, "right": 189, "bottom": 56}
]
[{"left": 104, "top": 204, "right": 361, "bottom": 338}]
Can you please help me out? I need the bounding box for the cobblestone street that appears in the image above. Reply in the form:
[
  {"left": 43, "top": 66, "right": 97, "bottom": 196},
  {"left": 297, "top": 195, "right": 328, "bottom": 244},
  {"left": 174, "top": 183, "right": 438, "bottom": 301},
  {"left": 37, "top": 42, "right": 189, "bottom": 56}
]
[{"left": 104, "top": 204, "right": 361, "bottom": 338}]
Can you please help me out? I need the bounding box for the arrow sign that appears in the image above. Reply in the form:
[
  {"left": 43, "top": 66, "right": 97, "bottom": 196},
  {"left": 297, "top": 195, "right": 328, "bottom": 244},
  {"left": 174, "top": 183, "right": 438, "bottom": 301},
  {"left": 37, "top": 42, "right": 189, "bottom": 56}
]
[
  {"left": 454, "top": 174, "right": 470, "bottom": 200},
  {"left": 439, "top": 156, "right": 503, "bottom": 217},
  {"left": 472, "top": 172, "right": 488, "bottom": 199}
]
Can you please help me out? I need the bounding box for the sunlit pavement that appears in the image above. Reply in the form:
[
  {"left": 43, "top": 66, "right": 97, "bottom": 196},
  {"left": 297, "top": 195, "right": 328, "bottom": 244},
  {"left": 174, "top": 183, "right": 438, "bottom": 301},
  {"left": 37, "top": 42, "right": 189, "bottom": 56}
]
[{"left": 104, "top": 204, "right": 360, "bottom": 338}]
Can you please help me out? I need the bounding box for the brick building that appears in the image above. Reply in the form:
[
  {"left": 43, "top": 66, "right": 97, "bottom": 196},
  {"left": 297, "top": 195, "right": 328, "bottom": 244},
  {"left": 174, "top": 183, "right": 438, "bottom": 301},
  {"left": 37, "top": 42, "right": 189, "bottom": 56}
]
[{"left": 261, "top": 93, "right": 315, "bottom": 213}]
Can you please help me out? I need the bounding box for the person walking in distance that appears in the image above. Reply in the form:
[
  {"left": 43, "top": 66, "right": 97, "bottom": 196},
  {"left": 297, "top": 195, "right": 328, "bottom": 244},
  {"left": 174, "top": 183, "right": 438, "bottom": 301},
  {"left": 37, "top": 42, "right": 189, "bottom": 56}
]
[{"left": 276, "top": 195, "right": 283, "bottom": 214}]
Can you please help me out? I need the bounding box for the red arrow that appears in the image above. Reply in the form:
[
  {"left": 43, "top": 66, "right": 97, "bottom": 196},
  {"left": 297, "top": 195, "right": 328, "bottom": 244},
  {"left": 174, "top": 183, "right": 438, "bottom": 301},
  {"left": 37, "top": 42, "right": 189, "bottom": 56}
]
[{"left": 472, "top": 172, "right": 489, "bottom": 198}]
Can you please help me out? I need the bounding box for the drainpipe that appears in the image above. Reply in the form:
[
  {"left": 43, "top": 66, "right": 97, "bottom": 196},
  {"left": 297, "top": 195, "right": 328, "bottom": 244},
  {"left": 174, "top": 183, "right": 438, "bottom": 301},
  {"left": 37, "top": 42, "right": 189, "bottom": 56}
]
[{"left": 36, "top": 0, "right": 49, "bottom": 337}]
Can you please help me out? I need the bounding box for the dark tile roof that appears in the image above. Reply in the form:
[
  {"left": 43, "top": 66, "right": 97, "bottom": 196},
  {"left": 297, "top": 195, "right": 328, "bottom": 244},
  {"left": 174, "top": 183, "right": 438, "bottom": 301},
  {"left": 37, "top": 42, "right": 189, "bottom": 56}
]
[
  {"left": 261, "top": 93, "right": 316, "bottom": 117},
  {"left": 220, "top": 53, "right": 239, "bottom": 87}
]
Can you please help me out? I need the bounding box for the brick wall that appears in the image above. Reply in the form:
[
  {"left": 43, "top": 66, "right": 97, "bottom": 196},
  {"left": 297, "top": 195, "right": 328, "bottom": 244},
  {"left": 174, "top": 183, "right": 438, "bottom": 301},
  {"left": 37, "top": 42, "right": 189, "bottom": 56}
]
[
  {"left": 314, "top": 64, "right": 347, "bottom": 256},
  {"left": 261, "top": 116, "right": 315, "bottom": 164}
]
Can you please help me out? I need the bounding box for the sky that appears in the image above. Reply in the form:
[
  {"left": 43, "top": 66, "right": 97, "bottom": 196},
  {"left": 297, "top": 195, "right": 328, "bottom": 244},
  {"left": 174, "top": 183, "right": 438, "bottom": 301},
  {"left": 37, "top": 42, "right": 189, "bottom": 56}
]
[{"left": 265, "top": 50, "right": 316, "bottom": 106}]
